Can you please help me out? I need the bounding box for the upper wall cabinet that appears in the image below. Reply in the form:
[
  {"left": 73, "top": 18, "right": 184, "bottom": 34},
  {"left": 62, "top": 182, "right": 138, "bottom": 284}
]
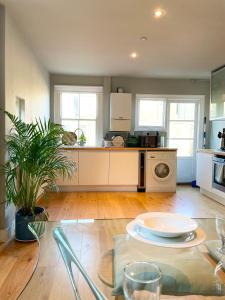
[
  {"left": 110, "top": 93, "right": 132, "bottom": 131},
  {"left": 210, "top": 65, "right": 225, "bottom": 120}
]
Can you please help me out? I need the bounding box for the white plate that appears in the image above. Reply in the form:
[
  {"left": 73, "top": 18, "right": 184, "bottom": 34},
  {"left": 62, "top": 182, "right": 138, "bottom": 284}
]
[
  {"left": 126, "top": 220, "right": 206, "bottom": 248},
  {"left": 135, "top": 212, "right": 198, "bottom": 238}
]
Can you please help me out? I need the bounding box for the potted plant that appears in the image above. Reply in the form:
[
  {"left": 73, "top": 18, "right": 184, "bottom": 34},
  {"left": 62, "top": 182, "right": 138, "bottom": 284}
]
[
  {"left": 1, "top": 112, "right": 75, "bottom": 241},
  {"left": 75, "top": 128, "right": 87, "bottom": 146}
]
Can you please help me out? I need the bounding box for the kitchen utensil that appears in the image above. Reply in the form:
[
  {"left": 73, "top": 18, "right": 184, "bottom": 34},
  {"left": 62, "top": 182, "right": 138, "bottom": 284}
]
[
  {"left": 112, "top": 136, "right": 124, "bottom": 147},
  {"left": 135, "top": 212, "right": 198, "bottom": 238},
  {"left": 126, "top": 221, "right": 205, "bottom": 248},
  {"left": 123, "top": 261, "right": 161, "bottom": 300},
  {"left": 62, "top": 131, "right": 77, "bottom": 145}
]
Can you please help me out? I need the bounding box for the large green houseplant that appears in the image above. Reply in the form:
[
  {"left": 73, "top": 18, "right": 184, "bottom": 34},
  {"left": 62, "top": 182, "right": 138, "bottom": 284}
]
[{"left": 2, "top": 112, "right": 75, "bottom": 241}]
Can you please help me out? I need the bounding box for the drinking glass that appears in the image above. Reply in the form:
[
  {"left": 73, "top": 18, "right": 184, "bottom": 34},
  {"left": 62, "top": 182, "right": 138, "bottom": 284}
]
[
  {"left": 216, "top": 217, "right": 225, "bottom": 253},
  {"left": 123, "top": 261, "right": 161, "bottom": 300}
]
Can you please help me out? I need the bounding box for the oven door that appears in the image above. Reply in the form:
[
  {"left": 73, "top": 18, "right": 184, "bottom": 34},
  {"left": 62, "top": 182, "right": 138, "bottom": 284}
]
[{"left": 213, "top": 158, "right": 225, "bottom": 192}]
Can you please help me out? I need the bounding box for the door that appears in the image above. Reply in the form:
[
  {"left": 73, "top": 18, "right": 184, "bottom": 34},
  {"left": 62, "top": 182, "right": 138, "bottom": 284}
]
[
  {"left": 196, "top": 152, "right": 213, "bottom": 192},
  {"left": 79, "top": 151, "right": 109, "bottom": 185},
  {"left": 109, "top": 151, "right": 139, "bottom": 185},
  {"left": 56, "top": 151, "right": 79, "bottom": 186},
  {"left": 167, "top": 100, "right": 200, "bottom": 182},
  {"left": 153, "top": 161, "right": 173, "bottom": 181}
]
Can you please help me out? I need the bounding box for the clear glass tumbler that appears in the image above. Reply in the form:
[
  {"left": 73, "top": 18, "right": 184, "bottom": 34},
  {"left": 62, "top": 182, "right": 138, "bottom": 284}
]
[
  {"left": 123, "top": 261, "right": 161, "bottom": 300},
  {"left": 216, "top": 217, "right": 225, "bottom": 254}
]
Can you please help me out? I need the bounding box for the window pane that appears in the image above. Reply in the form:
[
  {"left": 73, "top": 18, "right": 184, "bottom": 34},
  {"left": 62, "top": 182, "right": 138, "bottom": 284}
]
[
  {"left": 139, "top": 99, "right": 164, "bottom": 127},
  {"left": 169, "top": 121, "right": 194, "bottom": 139},
  {"left": 170, "top": 103, "right": 195, "bottom": 120},
  {"left": 79, "top": 120, "right": 96, "bottom": 146},
  {"left": 168, "top": 139, "right": 193, "bottom": 157},
  {"left": 80, "top": 94, "right": 97, "bottom": 119},
  {"left": 61, "top": 120, "right": 78, "bottom": 132},
  {"left": 61, "top": 93, "right": 79, "bottom": 119}
]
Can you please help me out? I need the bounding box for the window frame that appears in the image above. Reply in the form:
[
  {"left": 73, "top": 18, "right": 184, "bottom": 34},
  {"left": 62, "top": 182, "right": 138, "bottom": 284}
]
[
  {"left": 135, "top": 94, "right": 167, "bottom": 131},
  {"left": 54, "top": 85, "right": 103, "bottom": 146},
  {"left": 167, "top": 100, "right": 196, "bottom": 157}
]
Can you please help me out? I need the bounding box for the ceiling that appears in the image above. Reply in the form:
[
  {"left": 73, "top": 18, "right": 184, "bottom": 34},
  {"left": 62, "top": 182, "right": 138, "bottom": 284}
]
[{"left": 2, "top": 0, "right": 225, "bottom": 78}]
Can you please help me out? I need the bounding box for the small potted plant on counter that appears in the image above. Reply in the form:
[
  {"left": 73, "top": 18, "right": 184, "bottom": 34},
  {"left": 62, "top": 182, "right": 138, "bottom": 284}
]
[
  {"left": 75, "top": 128, "right": 87, "bottom": 146},
  {"left": 1, "top": 112, "right": 75, "bottom": 241}
]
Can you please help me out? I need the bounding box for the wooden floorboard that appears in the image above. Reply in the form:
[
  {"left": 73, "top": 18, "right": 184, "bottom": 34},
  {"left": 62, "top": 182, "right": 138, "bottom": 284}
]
[
  {"left": 0, "top": 240, "right": 39, "bottom": 300},
  {"left": 39, "top": 185, "right": 225, "bottom": 220},
  {"left": 2, "top": 185, "right": 225, "bottom": 299}
]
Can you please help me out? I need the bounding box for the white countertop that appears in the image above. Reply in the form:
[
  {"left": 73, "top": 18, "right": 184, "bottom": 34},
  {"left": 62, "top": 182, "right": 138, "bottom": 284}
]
[{"left": 197, "top": 149, "right": 225, "bottom": 156}]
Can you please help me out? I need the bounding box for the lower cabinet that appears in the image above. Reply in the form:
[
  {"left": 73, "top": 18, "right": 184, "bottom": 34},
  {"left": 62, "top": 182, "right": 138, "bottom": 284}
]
[
  {"left": 56, "top": 150, "right": 79, "bottom": 186},
  {"left": 57, "top": 150, "right": 139, "bottom": 188},
  {"left": 79, "top": 151, "right": 109, "bottom": 185},
  {"left": 196, "top": 152, "right": 213, "bottom": 192},
  {"left": 109, "top": 151, "right": 139, "bottom": 185}
]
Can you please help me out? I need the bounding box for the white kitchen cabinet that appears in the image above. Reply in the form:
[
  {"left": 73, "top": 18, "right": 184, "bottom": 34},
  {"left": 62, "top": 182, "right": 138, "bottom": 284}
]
[
  {"left": 56, "top": 150, "right": 79, "bottom": 186},
  {"left": 196, "top": 152, "right": 213, "bottom": 192},
  {"left": 110, "top": 93, "right": 132, "bottom": 131},
  {"left": 79, "top": 151, "right": 109, "bottom": 185},
  {"left": 109, "top": 151, "right": 139, "bottom": 185},
  {"left": 110, "top": 119, "right": 131, "bottom": 131}
]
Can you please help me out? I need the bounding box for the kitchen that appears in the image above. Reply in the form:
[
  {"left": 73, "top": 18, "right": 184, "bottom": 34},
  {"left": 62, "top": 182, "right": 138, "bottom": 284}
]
[
  {"left": 53, "top": 78, "right": 207, "bottom": 193},
  {"left": 2, "top": 1, "right": 225, "bottom": 299}
]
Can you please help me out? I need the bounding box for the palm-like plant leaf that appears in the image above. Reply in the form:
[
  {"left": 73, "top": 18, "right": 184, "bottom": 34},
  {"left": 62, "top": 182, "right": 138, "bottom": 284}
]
[{"left": 2, "top": 111, "right": 75, "bottom": 215}]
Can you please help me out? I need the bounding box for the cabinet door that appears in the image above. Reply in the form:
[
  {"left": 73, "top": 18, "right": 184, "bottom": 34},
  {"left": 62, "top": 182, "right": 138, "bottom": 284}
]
[
  {"left": 79, "top": 151, "right": 109, "bottom": 185},
  {"left": 109, "top": 151, "right": 139, "bottom": 185},
  {"left": 110, "top": 119, "right": 131, "bottom": 131},
  {"left": 110, "top": 93, "right": 132, "bottom": 119},
  {"left": 56, "top": 151, "right": 79, "bottom": 186},
  {"left": 196, "top": 152, "right": 213, "bottom": 192}
]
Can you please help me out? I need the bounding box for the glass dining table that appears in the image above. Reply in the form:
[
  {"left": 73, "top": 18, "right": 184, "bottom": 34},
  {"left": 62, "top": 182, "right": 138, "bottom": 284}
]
[{"left": 18, "top": 218, "right": 225, "bottom": 300}]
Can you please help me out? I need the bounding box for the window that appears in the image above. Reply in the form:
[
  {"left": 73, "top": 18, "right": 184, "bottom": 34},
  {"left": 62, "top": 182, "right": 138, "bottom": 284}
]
[
  {"left": 167, "top": 102, "right": 197, "bottom": 157},
  {"left": 54, "top": 86, "right": 103, "bottom": 146},
  {"left": 16, "top": 97, "right": 25, "bottom": 121},
  {"left": 136, "top": 96, "right": 166, "bottom": 130}
]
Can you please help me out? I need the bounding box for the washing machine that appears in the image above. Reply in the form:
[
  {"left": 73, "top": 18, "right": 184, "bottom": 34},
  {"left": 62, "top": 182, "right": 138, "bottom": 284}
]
[{"left": 146, "top": 151, "right": 177, "bottom": 192}]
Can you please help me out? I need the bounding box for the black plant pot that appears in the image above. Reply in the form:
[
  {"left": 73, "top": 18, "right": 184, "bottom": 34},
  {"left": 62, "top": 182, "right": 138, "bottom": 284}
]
[{"left": 15, "top": 206, "right": 45, "bottom": 242}]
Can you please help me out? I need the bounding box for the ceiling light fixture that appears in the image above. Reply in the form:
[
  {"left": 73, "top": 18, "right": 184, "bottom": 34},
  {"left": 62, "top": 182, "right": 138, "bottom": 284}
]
[
  {"left": 153, "top": 8, "right": 166, "bottom": 18},
  {"left": 140, "top": 36, "right": 147, "bottom": 41},
  {"left": 130, "top": 52, "right": 138, "bottom": 58}
]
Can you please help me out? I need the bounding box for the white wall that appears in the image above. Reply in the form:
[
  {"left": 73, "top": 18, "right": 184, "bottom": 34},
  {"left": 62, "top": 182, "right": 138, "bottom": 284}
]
[
  {"left": 5, "top": 12, "right": 49, "bottom": 131},
  {"left": 0, "top": 12, "right": 50, "bottom": 241}
]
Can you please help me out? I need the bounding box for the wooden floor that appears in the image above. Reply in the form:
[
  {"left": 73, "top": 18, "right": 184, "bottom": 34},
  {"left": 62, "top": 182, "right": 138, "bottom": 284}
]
[
  {"left": 2, "top": 185, "right": 225, "bottom": 300},
  {"left": 39, "top": 185, "right": 225, "bottom": 220},
  {"left": 0, "top": 240, "right": 38, "bottom": 300}
]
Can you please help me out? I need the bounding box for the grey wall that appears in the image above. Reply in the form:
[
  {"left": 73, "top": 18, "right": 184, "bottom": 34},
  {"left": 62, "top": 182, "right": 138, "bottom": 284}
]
[
  {"left": 0, "top": 5, "right": 6, "bottom": 233},
  {"left": 111, "top": 77, "right": 210, "bottom": 138},
  {"left": 50, "top": 74, "right": 210, "bottom": 144}
]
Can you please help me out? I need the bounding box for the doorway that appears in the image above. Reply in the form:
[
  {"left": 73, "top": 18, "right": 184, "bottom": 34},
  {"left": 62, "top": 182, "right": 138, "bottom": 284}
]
[{"left": 167, "top": 97, "right": 204, "bottom": 182}]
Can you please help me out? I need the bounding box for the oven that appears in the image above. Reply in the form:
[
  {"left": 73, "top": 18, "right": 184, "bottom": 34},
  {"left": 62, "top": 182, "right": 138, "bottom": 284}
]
[{"left": 213, "top": 155, "right": 225, "bottom": 192}]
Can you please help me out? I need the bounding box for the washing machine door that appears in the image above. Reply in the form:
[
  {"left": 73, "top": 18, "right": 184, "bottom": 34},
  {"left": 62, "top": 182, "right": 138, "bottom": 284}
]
[{"left": 152, "top": 161, "right": 174, "bottom": 181}]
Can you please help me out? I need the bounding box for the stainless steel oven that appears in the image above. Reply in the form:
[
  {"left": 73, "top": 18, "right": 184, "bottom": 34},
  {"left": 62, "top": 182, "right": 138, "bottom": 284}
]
[{"left": 213, "top": 155, "right": 225, "bottom": 192}]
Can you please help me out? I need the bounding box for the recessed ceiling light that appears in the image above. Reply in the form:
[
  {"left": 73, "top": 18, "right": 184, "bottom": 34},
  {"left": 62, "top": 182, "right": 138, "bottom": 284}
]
[
  {"left": 140, "top": 36, "right": 147, "bottom": 41},
  {"left": 130, "top": 52, "right": 138, "bottom": 58},
  {"left": 153, "top": 8, "right": 166, "bottom": 18}
]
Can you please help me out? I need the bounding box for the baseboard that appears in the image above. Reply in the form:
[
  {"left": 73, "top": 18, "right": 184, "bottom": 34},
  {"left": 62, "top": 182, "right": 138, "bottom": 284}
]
[
  {"left": 57, "top": 185, "right": 138, "bottom": 192},
  {"left": 200, "top": 188, "right": 225, "bottom": 206},
  {"left": 146, "top": 186, "right": 176, "bottom": 192},
  {"left": 0, "top": 220, "right": 14, "bottom": 242}
]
